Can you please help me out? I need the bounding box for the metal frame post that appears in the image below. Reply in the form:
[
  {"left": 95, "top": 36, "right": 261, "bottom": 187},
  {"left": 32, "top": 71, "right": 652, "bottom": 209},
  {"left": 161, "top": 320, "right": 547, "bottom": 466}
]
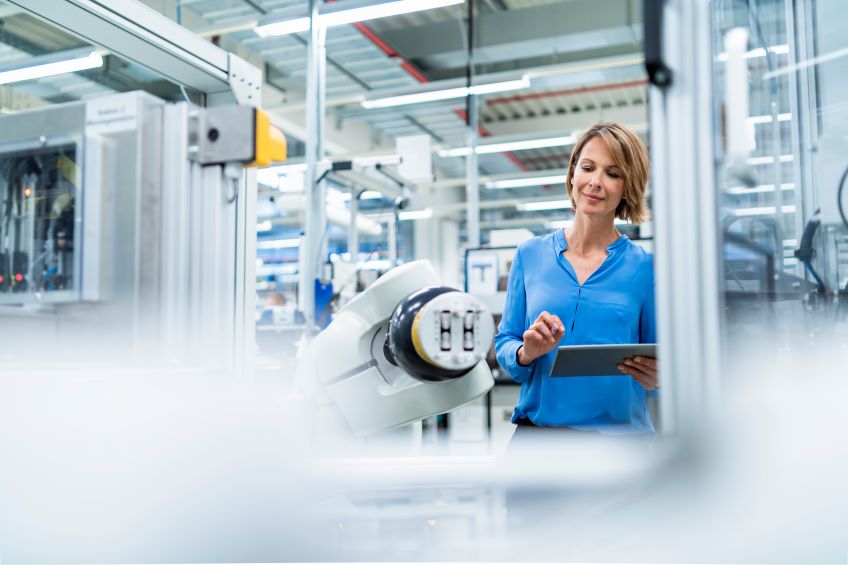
[
  {"left": 465, "top": 94, "right": 480, "bottom": 249},
  {"left": 299, "top": 0, "right": 328, "bottom": 331},
  {"left": 348, "top": 187, "right": 360, "bottom": 261},
  {"left": 650, "top": 0, "right": 723, "bottom": 435}
]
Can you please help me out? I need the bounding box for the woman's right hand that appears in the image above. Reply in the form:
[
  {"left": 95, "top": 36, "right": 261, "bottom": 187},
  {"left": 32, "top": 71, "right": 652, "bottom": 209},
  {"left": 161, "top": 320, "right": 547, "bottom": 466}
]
[{"left": 517, "top": 311, "right": 565, "bottom": 365}]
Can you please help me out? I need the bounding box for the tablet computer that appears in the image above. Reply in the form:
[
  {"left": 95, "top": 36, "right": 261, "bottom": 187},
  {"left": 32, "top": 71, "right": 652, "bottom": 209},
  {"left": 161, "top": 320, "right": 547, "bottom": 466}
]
[{"left": 551, "top": 343, "right": 657, "bottom": 377}]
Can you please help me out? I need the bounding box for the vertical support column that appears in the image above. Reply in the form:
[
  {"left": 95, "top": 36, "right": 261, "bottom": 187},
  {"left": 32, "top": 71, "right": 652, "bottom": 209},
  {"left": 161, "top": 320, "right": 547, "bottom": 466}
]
[
  {"left": 299, "top": 0, "right": 327, "bottom": 331},
  {"left": 235, "top": 168, "right": 257, "bottom": 379},
  {"left": 465, "top": 94, "right": 480, "bottom": 249},
  {"left": 785, "top": 0, "right": 816, "bottom": 255},
  {"left": 650, "top": 0, "right": 723, "bottom": 436},
  {"left": 348, "top": 187, "right": 359, "bottom": 261},
  {"left": 388, "top": 213, "right": 398, "bottom": 267}
]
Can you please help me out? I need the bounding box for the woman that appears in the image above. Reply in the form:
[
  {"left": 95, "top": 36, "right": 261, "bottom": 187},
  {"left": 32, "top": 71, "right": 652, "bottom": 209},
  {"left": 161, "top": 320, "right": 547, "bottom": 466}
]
[{"left": 494, "top": 122, "right": 658, "bottom": 434}]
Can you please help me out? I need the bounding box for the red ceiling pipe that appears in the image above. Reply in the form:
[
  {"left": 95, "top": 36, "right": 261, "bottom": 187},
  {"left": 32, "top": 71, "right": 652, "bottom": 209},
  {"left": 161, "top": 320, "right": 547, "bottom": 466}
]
[{"left": 486, "top": 79, "right": 648, "bottom": 106}]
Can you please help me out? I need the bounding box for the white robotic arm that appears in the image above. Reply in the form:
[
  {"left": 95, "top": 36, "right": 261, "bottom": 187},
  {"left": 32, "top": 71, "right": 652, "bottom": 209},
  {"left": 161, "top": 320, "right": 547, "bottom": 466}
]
[{"left": 296, "top": 260, "right": 495, "bottom": 436}]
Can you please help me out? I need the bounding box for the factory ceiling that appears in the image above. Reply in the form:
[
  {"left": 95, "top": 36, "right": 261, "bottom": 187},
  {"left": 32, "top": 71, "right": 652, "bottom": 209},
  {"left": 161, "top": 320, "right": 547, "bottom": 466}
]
[{"left": 0, "top": 0, "right": 649, "bottom": 239}]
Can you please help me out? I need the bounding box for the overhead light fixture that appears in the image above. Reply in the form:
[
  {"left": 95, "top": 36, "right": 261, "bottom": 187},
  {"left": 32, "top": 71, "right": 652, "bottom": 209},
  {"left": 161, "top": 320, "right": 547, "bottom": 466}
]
[
  {"left": 0, "top": 50, "right": 104, "bottom": 85},
  {"left": 724, "top": 182, "right": 795, "bottom": 195},
  {"left": 321, "top": 0, "right": 464, "bottom": 27},
  {"left": 486, "top": 174, "right": 565, "bottom": 190},
  {"left": 398, "top": 208, "right": 433, "bottom": 221},
  {"left": 732, "top": 205, "right": 796, "bottom": 217},
  {"left": 362, "top": 77, "right": 529, "bottom": 109},
  {"left": 256, "top": 263, "right": 299, "bottom": 277},
  {"left": 746, "top": 154, "right": 794, "bottom": 165},
  {"left": 516, "top": 199, "right": 572, "bottom": 212},
  {"left": 254, "top": 17, "right": 310, "bottom": 38},
  {"left": 254, "top": 0, "right": 464, "bottom": 38},
  {"left": 439, "top": 135, "right": 574, "bottom": 158},
  {"left": 256, "top": 221, "right": 273, "bottom": 232},
  {"left": 747, "top": 113, "right": 792, "bottom": 125},
  {"left": 257, "top": 238, "right": 301, "bottom": 250}
]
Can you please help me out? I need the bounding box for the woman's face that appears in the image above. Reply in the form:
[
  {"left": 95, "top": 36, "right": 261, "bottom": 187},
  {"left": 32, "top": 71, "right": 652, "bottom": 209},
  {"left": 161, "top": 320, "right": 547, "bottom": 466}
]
[{"left": 569, "top": 136, "right": 625, "bottom": 219}]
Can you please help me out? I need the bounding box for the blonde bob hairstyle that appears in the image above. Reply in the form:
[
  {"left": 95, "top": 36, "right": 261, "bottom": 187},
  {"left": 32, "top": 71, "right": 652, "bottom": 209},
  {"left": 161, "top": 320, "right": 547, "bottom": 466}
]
[{"left": 565, "top": 122, "right": 649, "bottom": 224}]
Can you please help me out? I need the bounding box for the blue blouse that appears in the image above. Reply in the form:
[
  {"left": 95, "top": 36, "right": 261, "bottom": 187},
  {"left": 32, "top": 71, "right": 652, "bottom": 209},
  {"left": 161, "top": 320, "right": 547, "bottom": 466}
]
[{"left": 494, "top": 230, "right": 657, "bottom": 434}]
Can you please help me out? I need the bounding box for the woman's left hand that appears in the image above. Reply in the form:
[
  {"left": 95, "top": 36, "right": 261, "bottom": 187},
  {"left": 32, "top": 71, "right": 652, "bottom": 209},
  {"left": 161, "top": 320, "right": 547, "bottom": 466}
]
[{"left": 618, "top": 356, "right": 659, "bottom": 390}]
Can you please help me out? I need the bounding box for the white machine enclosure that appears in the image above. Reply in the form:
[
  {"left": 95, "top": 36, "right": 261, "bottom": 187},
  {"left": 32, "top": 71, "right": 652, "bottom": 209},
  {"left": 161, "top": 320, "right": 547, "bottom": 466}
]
[
  {"left": 298, "top": 260, "right": 495, "bottom": 436},
  {"left": 0, "top": 92, "right": 256, "bottom": 372}
]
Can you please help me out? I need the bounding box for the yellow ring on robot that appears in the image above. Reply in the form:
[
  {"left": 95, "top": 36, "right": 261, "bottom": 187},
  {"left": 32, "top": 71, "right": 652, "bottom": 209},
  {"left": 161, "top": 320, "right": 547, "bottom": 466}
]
[{"left": 410, "top": 308, "right": 440, "bottom": 368}]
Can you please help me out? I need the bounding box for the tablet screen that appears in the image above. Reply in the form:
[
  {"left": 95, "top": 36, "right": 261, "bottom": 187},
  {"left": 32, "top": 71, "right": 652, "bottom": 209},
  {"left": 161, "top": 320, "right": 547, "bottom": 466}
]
[{"left": 551, "top": 344, "right": 657, "bottom": 377}]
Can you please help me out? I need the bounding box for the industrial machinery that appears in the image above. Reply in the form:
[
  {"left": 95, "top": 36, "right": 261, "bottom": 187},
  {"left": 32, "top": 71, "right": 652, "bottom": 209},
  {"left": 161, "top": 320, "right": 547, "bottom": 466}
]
[
  {"left": 296, "top": 260, "right": 495, "bottom": 436},
  {"left": 0, "top": 91, "right": 284, "bottom": 369}
]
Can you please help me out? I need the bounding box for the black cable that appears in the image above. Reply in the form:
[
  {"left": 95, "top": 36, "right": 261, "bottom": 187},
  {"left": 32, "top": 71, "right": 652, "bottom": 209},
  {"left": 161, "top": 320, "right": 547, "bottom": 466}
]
[
  {"left": 794, "top": 210, "right": 827, "bottom": 295},
  {"left": 315, "top": 168, "right": 331, "bottom": 186},
  {"left": 838, "top": 162, "right": 848, "bottom": 230}
]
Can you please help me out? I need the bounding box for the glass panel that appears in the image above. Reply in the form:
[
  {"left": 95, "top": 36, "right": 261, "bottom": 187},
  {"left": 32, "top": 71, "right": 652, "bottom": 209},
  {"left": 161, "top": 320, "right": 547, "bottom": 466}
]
[
  {"left": 0, "top": 141, "right": 80, "bottom": 301},
  {"left": 710, "top": 0, "right": 848, "bottom": 353},
  {"left": 0, "top": 12, "right": 191, "bottom": 108}
]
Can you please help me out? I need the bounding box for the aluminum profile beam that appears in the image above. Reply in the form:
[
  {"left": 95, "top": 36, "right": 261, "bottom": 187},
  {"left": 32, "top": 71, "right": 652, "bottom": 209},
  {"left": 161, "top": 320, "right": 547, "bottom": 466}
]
[{"left": 5, "top": 0, "right": 240, "bottom": 101}]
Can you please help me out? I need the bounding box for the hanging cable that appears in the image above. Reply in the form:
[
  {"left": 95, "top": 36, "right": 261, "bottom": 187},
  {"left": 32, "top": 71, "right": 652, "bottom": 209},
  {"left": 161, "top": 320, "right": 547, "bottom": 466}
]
[
  {"left": 794, "top": 210, "right": 827, "bottom": 295},
  {"left": 838, "top": 163, "right": 848, "bottom": 230}
]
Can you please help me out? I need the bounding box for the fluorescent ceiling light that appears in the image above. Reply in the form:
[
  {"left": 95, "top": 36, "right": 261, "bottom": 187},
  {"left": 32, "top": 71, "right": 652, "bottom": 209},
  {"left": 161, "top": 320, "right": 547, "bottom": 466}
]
[
  {"left": 398, "top": 208, "right": 433, "bottom": 221},
  {"left": 468, "top": 78, "right": 529, "bottom": 95},
  {"left": 257, "top": 238, "right": 301, "bottom": 250},
  {"left": 439, "top": 135, "right": 574, "bottom": 158},
  {"left": 725, "top": 182, "right": 795, "bottom": 195},
  {"left": 746, "top": 154, "right": 794, "bottom": 165},
  {"left": 516, "top": 199, "right": 572, "bottom": 212},
  {"left": 254, "top": 17, "right": 310, "bottom": 37},
  {"left": 255, "top": 0, "right": 464, "bottom": 38},
  {"left": 256, "top": 221, "right": 273, "bottom": 232},
  {"left": 363, "top": 87, "right": 467, "bottom": 109},
  {"left": 322, "top": 0, "right": 464, "bottom": 27},
  {"left": 747, "top": 113, "right": 792, "bottom": 125},
  {"left": 0, "top": 51, "right": 103, "bottom": 85},
  {"left": 732, "top": 205, "right": 796, "bottom": 217},
  {"left": 256, "top": 263, "right": 299, "bottom": 277},
  {"left": 486, "top": 175, "right": 565, "bottom": 189},
  {"left": 362, "top": 77, "right": 529, "bottom": 109}
]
